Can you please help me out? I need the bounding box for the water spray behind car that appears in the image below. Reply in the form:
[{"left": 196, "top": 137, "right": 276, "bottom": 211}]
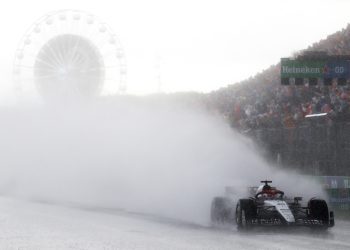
[{"left": 0, "top": 97, "right": 326, "bottom": 226}]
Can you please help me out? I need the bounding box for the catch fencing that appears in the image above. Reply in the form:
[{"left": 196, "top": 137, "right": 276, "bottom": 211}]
[{"left": 249, "top": 121, "right": 350, "bottom": 176}]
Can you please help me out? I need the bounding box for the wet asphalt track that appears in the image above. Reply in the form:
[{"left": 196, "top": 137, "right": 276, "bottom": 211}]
[{"left": 0, "top": 197, "right": 349, "bottom": 250}]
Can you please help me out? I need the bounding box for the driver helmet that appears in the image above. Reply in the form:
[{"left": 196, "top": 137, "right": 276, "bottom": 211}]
[{"left": 256, "top": 184, "right": 276, "bottom": 198}]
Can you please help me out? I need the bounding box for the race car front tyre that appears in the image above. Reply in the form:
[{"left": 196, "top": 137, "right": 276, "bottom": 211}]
[{"left": 308, "top": 199, "right": 331, "bottom": 230}]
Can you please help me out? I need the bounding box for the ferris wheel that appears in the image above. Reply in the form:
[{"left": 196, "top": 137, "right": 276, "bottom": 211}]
[{"left": 13, "top": 9, "right": 127, "bottom": 101}]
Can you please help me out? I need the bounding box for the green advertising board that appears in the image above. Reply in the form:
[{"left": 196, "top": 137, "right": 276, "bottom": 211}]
[
  {"left": 281, "top": 58, "right": 326, "bottom": 78},
  {"left": 314, "top": 176, "right": 350, "bottom": 210}
]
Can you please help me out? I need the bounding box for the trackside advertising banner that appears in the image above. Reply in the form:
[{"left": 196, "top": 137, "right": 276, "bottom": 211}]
[
  {"left": 281, "top": 59, "right": 325, "bottom": 78},
  {"left": 281, "top": 59, "right": 350, "bottom": 79},
  {"left": 324, "top": 60, "right": 350, "bottom": 79},
  {"left": 317, "top": 176, "right": 350, "bottom": 210},
  {"left": 319, "top": 176, "right": 350, "bottom": 189}
]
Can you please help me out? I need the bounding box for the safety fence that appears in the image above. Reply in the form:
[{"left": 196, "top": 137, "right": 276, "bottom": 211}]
[{"left": 248, "top": 121, "right": 350, "bottom": 176}]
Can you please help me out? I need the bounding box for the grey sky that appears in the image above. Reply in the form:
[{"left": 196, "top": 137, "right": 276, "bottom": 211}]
[{"left": 1, "top": 0, "right": 350, "bottom": 100}]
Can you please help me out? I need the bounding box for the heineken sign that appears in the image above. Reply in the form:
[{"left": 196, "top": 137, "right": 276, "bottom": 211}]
[
  {"left": 281, "top": 57, "right": 350, "bottom": 85},
  {"left": 281, "top": 58, "right": 325, "bottom": 78}
]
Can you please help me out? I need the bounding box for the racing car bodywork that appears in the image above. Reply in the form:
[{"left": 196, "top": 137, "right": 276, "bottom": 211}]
[{"left": 211, "top": 180, "right": 335, "bottom": 230}]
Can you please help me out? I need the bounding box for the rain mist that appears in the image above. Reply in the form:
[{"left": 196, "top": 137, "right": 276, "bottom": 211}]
[{"left": 0, "top": 97, "right": 324, "bottom": 225}]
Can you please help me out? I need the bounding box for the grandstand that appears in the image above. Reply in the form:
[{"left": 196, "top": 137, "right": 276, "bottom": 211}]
[{"left": 207, "top": 24, "right": 350, "bottom": 176}]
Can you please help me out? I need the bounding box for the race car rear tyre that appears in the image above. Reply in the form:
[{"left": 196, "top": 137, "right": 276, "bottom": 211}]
[
  {"left": 236, "top": 199, "right": 256, "bottom": 231},
  {"left": 308, "top": 199, "right": 330, "bottom": 230},
  {"left": 211, "top": 197, "right": 231, "bottom": 225}
]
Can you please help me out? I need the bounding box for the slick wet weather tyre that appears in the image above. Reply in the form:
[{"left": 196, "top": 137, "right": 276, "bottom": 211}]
[{"left": 308, "top": 199, "right": 330, "bottom": 230}]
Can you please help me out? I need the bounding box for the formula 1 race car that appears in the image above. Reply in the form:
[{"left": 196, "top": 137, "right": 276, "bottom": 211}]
[{"left": 211, "top": 180, "right": 334, "bottom": 230}]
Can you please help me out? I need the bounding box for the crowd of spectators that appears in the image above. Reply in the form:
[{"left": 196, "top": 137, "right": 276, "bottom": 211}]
[{"left": 207, "top": 24, "right": 350, "bottom": 131}]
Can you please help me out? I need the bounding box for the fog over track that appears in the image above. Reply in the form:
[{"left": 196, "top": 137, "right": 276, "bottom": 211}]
[{"left": 0, "top": 97, "right": 324, "bottom": 227}]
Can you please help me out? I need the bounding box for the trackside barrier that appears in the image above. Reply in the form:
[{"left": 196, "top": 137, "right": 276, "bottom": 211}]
[{"left": 318, "top": 176, "right": 350, "bottom": 210}]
